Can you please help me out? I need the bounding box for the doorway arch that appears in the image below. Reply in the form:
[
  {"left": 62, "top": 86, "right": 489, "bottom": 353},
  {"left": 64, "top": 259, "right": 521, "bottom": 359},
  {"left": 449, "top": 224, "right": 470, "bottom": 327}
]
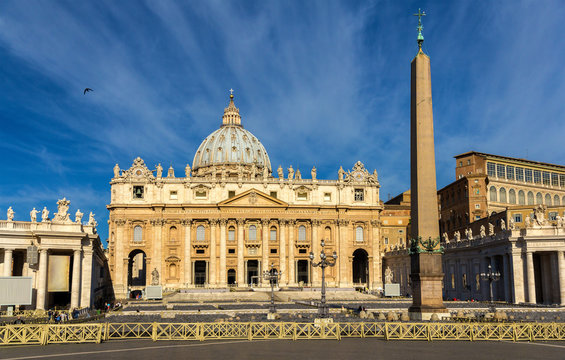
[
  {"left": 128, "top": 249, "right": 146, "bottom": 287},
  {"left": 352, "top": 249, "right": 369, "bottom": 285}
]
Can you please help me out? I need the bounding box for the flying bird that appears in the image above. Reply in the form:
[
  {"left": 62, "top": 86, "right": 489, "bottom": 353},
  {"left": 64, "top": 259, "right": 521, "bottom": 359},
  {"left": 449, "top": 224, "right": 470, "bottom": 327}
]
[{"left": 83, "top": 88, "right": 93, "bottom": 95}]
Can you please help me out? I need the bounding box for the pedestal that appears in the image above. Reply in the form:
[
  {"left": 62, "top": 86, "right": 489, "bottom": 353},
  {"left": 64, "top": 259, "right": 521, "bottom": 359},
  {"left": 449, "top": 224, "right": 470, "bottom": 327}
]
[{"left": 408, "top": 252, "right": 448, "bottom": 320}]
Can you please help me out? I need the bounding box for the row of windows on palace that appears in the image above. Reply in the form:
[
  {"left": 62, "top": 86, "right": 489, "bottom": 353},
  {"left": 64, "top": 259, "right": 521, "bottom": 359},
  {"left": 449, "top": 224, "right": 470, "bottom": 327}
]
[
  {"left": 486, "top": 162, "right": 565, "bottom": 187},
  {"left": 131, "top": 186, "right": 366, "bottom": 202},
  {"left": 488, "top": 186, "right": 565, "bottom": 206},
  {"left": 129, "top": 224, "right": 368, "bottom": 244}
]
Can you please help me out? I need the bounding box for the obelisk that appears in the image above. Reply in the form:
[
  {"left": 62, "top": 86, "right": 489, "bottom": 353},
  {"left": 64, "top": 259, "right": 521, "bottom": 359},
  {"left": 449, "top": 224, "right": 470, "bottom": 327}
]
[{"left": 408, "top": 9, "right": 448, "bottom": 320}]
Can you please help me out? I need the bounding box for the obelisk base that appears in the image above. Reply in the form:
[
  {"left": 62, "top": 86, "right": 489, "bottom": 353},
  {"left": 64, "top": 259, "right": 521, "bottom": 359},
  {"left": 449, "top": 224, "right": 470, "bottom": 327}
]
[{"left": 408, "top": 252, "right": 449, "bottom": 320}]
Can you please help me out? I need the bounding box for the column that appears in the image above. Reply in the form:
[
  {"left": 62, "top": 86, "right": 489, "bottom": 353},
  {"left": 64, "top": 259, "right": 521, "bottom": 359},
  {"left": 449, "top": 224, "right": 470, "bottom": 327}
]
[
  {"left": 338, "top": 220, "right": 349, "bottom": 287},
  {"left": 209, "top": 220, "right": 217, "bottom": 286},
  {"left": 154, "top": 220, "right": 164, "bottom": 286},
  {"left": 219, "top": 220, "right": 227, "bottom": 286},
  {"left": 288, "top": 220, "right": 296, "bottom": 285},
  {"left": 279, "top": 220, "right": 287, "bottom": 285},
  {"left": 311, "top": 220, "right": 320, "bottom": 286},
  {"left": 511, "top": 252, "right": 525, "bottom": 304},
  {"left": 183, "top": 220, "right": 192, "bottom": 287},
  {"left": 502, "top": 254, "right": 510, "bottom": 303},
  {"left": 557, "top": 251, "right": 565, "bottom": 306},
  {"left": 526, "top": 251, "right": 536, "bottom": 304},
  {"left": 114, "top": 220, "right": 125, "bottom": 297},
  {"left": 80, "top": 249, "right": 93, "bottom": 308},
  {"left": 370, "top": 220, "right": 380, "bottom": 289},
  {"left": 261, "top": 219, "right": 269, "bottom": 286},
  {"left": 36, "top": 249, "right": 48, "bottom": 310},
  {"left": 3, "top": 248, "right": 13, "bottom": 276},
  {"left": 237, "top": 219, "right": 245, "bottom": 286},
  {"left": 70, "top": 249, "right": 82, "bottom": 309}
]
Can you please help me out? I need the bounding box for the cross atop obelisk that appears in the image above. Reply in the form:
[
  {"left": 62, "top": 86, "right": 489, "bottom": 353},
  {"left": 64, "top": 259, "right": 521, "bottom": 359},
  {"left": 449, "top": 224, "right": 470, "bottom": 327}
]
[{"left": 413, "top": 8, "right": 426, "bottom": 49}]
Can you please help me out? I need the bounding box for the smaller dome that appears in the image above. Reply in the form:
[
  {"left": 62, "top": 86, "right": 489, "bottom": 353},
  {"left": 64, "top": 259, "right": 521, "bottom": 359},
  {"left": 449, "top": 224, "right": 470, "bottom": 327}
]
[{"left": 192, "top": 93, "right": 272, "bottom": 179}]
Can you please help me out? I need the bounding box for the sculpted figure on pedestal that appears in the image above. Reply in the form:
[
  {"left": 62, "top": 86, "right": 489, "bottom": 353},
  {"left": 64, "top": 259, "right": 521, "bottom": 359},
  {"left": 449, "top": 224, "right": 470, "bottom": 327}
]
[
  {"left": 488, "top": 223, "right": 494, "bottom": 236},
  {"left": 156, "top": 163, "right": 163, "bottom": 178},
  {"left": 75, "top": 209, "right": 83, "bottom": 224},
  {"left": 88, "top": 212, "right": 97, "bottom": 227},
  {"left": 338, "top": 166, "right": 345, "bottom": 181},
  {"left": 288, "top": 165, "right": 294, "bottom": 180},
  {"left": 500, "top": 219, "right": 506, "bottom": 230},
  {"left": 53, "top": 198, "right": 71, "bottom": 223},
  {"left": 30, "top": 208, "right": 38, "bottom": 222},
  {"left": 480, "top": 225, "right": 486, "bottom": 238},
  {"left": 454, "top": 231, "right": 460, "bottom": 242},
  {"left": 113, "top": 164, "right": 120, "bottom": 178},
  {"left": 7, "top": 207, "right": 14, "bottom": 221},
  {"left": 525, "top": 216, "right": 531, "bottom": 228},
  {"left": 263, "top": 165, "right": 269, "bottom": 179},
  {"left": 151, "top": 268, "right": 160, "bottom": 285},
  {"left": 384, "top": 266, "right": 393, "bottom": 284},
  {"left": 277, "top": 165, "right": 283, "bottom": 179},
  {"left": 311, "top": 166, "right": 317, "bottom": 180},
  {"left": 442, "top": 232, "right": 449, "bottom": 243},
  {"left": 251, "top": 163, "right": 257, "bottom": 179},
  {"left": 185, "top": 164, "right": 191, "bottom": 178},
  {"left": 41, "top": 207, "right": 49, "bottom": 222},
  {"left": 295, "top": 168, "right": 301, "bottom": 180},
  {"left": 509, "top": 217, "right": 515, "bottom": 230},
  {"left": 534, "top": 205, "right": 546, "bottom": 226}
]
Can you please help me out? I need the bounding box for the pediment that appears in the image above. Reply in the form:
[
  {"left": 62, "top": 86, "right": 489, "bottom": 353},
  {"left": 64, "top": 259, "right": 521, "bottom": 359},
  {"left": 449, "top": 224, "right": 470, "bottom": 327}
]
[{"left": 218, "top": 189, "right": 288, "bottom": 207}]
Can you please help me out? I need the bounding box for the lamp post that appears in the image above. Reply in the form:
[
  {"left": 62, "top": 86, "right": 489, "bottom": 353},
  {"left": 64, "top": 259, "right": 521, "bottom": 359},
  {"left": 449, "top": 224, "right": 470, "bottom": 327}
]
[
  {"left": 262, "top": 263, "right": 281, "bottom": 313},
  {"left": 480, "top": 264, "right": 501, "bottom": 303},
  {"left": 309, "top": 240, "right": 337, "bottom": 318}
]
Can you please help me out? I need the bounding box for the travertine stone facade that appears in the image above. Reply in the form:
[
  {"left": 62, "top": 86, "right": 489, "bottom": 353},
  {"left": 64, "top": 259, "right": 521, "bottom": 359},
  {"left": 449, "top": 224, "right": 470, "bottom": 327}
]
[
  {"left": 0, "top": 199, "right": 109, "bottom": 310},
  {"left": 108, "top": 95, "right": 384, "bottom": 299}
]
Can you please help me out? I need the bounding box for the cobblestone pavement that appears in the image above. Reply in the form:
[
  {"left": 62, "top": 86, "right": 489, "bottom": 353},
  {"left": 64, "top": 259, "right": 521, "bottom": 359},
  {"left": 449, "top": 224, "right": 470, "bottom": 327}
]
[{"left": 1, "top": 338, "right": 565, "bottom": 360}]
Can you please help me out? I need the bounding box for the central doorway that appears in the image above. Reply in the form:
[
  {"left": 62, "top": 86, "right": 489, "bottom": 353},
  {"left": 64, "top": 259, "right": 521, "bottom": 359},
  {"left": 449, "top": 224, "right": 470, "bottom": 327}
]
[
  {"left": 352, "top": 249, "right": 369, "bottom": 285},
  {"left": 296, "top": 260, "right": 309, "bottom": 285},
  {"left": 128, "top": 250, "right": 146, "bottom": 287},
  {"left": 194, "top": 261, "right": 207, "bottom": 286},
  {"left": 247, "top": 260, "right": 259, "bottom": 286}
]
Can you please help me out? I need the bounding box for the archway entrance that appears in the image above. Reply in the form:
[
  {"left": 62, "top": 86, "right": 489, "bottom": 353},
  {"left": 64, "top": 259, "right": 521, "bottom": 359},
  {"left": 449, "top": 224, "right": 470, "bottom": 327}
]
[
  {"left": 194, "top": 261, "right": 207, "bottom": 285},
  {"left": 247, "top": 260, "right": 259, "bottom": 286},
  {"left": 352, "top": 249, "right": 369, "bottom": 285},
  {"left": 128, "top": 250, "right": 146, "bottom": 287},
  {"left": 296, "top": 260, "right": 309, "bottom": 285},
  {"left": 227, "top": 269, "right": 236, "bottom": 285}
]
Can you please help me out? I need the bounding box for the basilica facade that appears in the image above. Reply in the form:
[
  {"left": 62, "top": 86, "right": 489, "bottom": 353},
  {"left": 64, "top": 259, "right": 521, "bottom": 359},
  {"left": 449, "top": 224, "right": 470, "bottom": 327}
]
[{"left": 107, "top": 94, "right": 385, "bottom": 298}]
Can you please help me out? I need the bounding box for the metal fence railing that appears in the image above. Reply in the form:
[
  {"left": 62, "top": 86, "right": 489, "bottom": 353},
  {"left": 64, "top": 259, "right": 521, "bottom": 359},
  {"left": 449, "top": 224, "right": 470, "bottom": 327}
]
[{"left": 0, "top": 322, "right": 564, "bottom": 346}]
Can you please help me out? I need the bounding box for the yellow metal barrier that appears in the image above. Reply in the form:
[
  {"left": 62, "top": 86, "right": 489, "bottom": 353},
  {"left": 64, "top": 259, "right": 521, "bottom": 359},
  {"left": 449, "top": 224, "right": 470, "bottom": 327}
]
[{"left": 1, "top": 322, "right": 565, "bottom": 346}]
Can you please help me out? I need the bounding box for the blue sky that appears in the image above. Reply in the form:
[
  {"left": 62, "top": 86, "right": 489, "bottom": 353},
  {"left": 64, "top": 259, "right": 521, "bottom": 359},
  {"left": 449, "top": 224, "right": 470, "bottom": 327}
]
[{"left": 1, "top": 1, "right": 565, "bottom": 244}]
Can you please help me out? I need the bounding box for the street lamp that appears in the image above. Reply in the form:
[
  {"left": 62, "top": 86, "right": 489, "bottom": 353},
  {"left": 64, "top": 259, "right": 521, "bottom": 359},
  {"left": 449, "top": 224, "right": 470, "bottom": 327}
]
[
  {"left": 480, "top": 264, "right": 501, "bottom": 303},
  {"left": 262, "top": 263, "right": 281, "bottom": 313},
  {"left": 309, "top": 239, "right": 338, "bottom": 318}
]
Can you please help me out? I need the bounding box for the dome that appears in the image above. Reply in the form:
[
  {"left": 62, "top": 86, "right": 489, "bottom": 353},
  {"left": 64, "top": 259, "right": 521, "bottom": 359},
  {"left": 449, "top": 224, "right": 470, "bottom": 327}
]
[{"left": 192, "top": 93, "right": 272, "bottom": 179}]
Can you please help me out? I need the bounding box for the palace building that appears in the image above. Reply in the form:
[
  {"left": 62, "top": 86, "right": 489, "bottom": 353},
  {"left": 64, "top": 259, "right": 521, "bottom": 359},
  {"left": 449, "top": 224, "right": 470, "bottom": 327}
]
[{"left": 107, "top": 93, "right": 385, "bottom": 298}]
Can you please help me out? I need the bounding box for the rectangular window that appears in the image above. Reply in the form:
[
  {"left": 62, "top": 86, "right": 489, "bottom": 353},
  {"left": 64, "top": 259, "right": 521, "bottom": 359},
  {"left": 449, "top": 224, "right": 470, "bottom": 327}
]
[
  {"left": 549, "top": 212, "right": 558, "bottom": 221},
  {"left": 228, "top": 229, "right": 235, "bottom": 241},
  {"left": 551, "top": 173, "right": 559, "bottom": 186},
  {"left": 297, "top": 192, "right": 307, "bottom": 200},
  {"left": 496, "top": 164, "right": 505, "bottom": 178},
  {"left": 228, "top": 190, "right": 236, "bottom": 198},
  {"left": 298, "top": 249, "right": 307, "bottom": 254},
  {"left": 525, "top": 169, "right": 533, "bottom": 183},
  {"left": 228, "top": 248, "right": 235, "bottom": 254},
  {"left": 459, "top": 161, "right": 462, "bottom": 167},
  {"left": 516, "top": 167, "right": 524, "bottom": 182},
  {"left": 475, "top": 215, "right": 481, "bottom": 220},
  {"left": 514, "top": 214, "right": 522, "bottom": 223},
  {"left": 560, "top": 175, "right": 565, "bottom": 188},
  {"left": 354, "top": 188, "right": 364, "bottom": 201},
  {"left": 398, "top": 229, "right": 404, "bottom": 233},
  {"left": 195, "top": 190, "right": 207, "bottom": 199},
  {"left": 542, "top": 172, "right": 550, "bottom": 186},
  {"left": 506, "top": 166, "right": 515, "bottom": 180},
  {"left": 487, "top": 162, "right": 496, "bottom": 176},
  {"left": 534, "top": 170, "right": 541, "bottom": 184},
  {"left": 169, "top": 191, "right": 178, "bottom": 200},
  {"left": 270, "top": 229, "right": 277, "bottom": 241},
  {"left": 324, "top": 193, "right": 331, "bottom": 201},
  {"left": 384, "top": 237, "right": 389, "bottom": 244},
  {"left": 133, "top": 185, "right": 144, "bottom": 199},
  {"left": 270, "top": 191, "right": 277, "bottom": 198},
  {"left": 196, "top": 249, "right": 205, "bottom": 254},
  {"left": 270, "top": 248, "right": 277, "bottom": 254},
  {"left": 475, "top": 204, "right": 480, "bottom": 209}
]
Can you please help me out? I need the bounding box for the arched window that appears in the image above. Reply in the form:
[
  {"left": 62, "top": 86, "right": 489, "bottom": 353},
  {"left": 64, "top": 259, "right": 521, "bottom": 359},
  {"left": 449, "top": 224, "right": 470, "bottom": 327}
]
[
  {"left": 133, "top": 226, "right": 142, "bottom": 242},
  {"left": 508, "top": 189, "right": 516, "bottom": 204},
  {"left": 355, "top": 226, "right": 364, "bottom": 242},
  {"left": 324, "top": 226, "right": 332, "bottom": 242},
  {"left": 545, "top": 194, "right": 552, "bottom": 205},
  {"left": 270, "top": 226, "right": 277, "bottom": 241},
  {"left": 196, "top": 225, "right": 205, "bottom": 241},
  {"left": 298, "top": 225, "right": 306, "bottom": 241},
  {"left": 518, "top": 190, "right": 525, "bottom": 205},
  {"left": 536, "top": 192, "right": 543, "bottom": 204},
  {"left": 249, "top": 225, "right": 257, "bottom": 240},
  {"left": 527, "top": 191, "right": 534, "bottom": 205},
  {"left": 554, "top": 195, "right": 561, "bottom": 206},
  {"left": 228, "top": 226, "right": 235, "bottom": 241},
  {"left": 489, "top": 186, "right": 497, "bottom": 202},
  {"left": 169, "top": 226, "right": 177, "bottom": 243},
  {"left": 499, "top": 188, "right": 507, "bottom": 203}
]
